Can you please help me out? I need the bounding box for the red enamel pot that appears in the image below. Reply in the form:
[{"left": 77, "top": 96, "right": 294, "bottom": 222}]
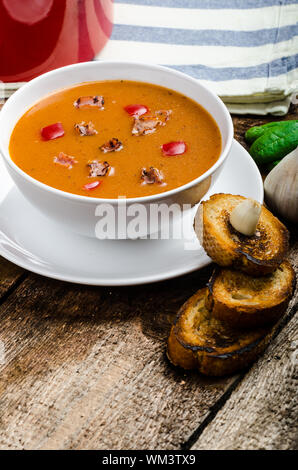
[{"left": 0, "top": 0, "right": 114, "bottom": 82}]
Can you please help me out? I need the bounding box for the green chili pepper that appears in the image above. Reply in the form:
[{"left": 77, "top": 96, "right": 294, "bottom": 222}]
[
  {"left": 245, "top": 120, "right": 298, "bottom": 144},
  {"left": 249, "top": 121, "right": 298, "bottom": 164}
]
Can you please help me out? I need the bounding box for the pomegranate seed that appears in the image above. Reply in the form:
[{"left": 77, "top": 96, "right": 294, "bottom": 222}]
[
  {"left": 41, "top": 122, "right": 65, "bottom": 141},
  {"left": 82, "top": 181, "right": 102, "bottom": 191},
  {"left": 162, "top": 141, "right": 187, "bottom": 156},
  {"left": 124, "top": 104, "right": 149, "bottom": 117}
]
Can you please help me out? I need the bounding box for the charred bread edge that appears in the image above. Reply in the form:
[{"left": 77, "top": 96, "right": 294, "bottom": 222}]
[
  {"left": 172, "top": 288, "right": 270, "bottom": 359},
  {"left": 206, "top": 262, "right": 295, "bottom": 328},
  {"left": 207, "top": 260, "right": 296, "bottom": 305},
  {"left": 201, "top": 193, "right": 290, "bottom": 269},
  {"left": 174, "top": 325, "right": 266, "bottom": 359},
  {"left": 209, "top": 337, "right": 265, "bottom": 359},
  {"left": 236, "top": 229, "right": 289, "bottom": 267},
  {"left": 172, "top": 292, "right": 200, "bottom": 326},
  {"left": 172, "top": 288, "right": 215, "bottom": 354}
]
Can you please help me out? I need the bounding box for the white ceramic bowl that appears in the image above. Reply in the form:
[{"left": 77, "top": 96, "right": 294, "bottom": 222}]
[{"left": 0, "top": 61, "right": 233, "bottom": 238}]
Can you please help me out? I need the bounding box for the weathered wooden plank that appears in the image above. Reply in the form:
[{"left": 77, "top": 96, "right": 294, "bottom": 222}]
[
  {"left": 192, "top": 312, "right": 298, "bottom": 450},
  {"left": 0, "top": 257, "right": 25, "bottom": 300},
  {"left": 192, "top": 242, "right": 298, "bottom": 450},
  {"left": 0, "top": 267, "right": 239, "bottom": 450},
  {"left": 1, "top": 238, "right": 296, "bottom": 450}
]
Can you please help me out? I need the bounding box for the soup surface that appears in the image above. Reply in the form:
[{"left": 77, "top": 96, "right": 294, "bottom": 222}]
[{"left": 9, "top": 80, "right": 221, "bottom": 198}]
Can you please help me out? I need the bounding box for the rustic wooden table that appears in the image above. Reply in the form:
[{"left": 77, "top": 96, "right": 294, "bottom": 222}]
[{"left": 0, "top": 104, "right": 297, "bottom": 450}]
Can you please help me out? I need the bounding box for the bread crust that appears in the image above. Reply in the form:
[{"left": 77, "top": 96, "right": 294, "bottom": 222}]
[
  {"left": 167, "top": 288, "right": 274, "bottom": 376},
  {"left": 207, "top": 261, "right": 296, "bottom": 328},
  {"left": 168, "top": 194, "right": 294, "bottom": 376},
  {"left": 194, "top": 194, "right": 289, "bottom": 276}
]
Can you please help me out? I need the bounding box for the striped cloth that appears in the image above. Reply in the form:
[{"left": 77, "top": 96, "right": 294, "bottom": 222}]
[{"left": 97, "top": 0, "right": 298, "bottom": 115}]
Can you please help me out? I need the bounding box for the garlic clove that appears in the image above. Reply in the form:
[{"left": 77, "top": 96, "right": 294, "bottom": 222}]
[
  {"left": 230, "top": 199, "right": 261, "bottom": 236},
  {"left": 264, "top": 146, "right": 298, "bottom": 224}
]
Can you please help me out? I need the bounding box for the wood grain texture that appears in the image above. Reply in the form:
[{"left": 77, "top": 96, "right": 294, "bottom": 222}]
[
  {"left": 0, "top": 257, "right": 25, "bottom": 300},
  {"left": 0, "top": 268, "right": 237, "bottom": 450},
  {"left": 192, "top": 242, "right": 298, "bottom": 450},
  {"left": 0, "top": 108, "right": 297, "bottom": 450}
]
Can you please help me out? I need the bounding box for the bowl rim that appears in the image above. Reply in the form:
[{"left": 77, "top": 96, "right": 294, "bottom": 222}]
[{"left": 0, "top": 60, "right": 233, "bottom": 204}]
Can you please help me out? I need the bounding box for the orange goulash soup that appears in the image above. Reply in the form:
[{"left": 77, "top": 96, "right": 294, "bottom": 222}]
[{"left": 9, "top": 81, "right": 222, "bottom": 198}]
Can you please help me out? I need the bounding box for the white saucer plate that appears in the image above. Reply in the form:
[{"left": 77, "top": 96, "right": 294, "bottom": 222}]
[{"left": 0, "top": 140, "right": 263, "bottom": 286}]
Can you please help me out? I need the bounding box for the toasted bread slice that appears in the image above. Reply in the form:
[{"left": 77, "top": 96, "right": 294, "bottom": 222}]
[
  {"left": 167, "top": 288, "right": 274, "bottom": 376},
  {"left": 207, "top": 261, "right": 295, "bottom": 328},
  {"left": 194, "top": 194, "right": 289, "bottom": 276}
]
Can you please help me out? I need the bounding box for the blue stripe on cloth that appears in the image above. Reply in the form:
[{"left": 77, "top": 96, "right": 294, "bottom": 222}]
[
  {"left": 111, "top": 24, "right": 297, "bottom": 47},
  {"left": 114, "top": 0, "right": 297, "bottom": 9},
  {"left": 169, "top": 54, "right": 298, "bottom": 81}
]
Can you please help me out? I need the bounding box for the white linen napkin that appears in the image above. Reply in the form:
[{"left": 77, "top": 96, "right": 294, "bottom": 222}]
[{"left": 96, "top": 0, "right": 298, "bottom": 115}]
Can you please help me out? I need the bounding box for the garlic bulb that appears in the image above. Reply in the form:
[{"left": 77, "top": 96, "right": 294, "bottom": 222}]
[
  {"left": 264, "top": 147, "right": 298, "bottom": 223},
  {"left": 230, "top": 199, "right": 261, "bottom": 236}
]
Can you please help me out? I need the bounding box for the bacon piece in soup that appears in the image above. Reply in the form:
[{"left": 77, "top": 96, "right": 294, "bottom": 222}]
[
  {"left": 87, "top": 160, "right": 110, "bottom": 177},
  {"left": 74, "top": 121, "right": 98, "bottom": 136},
  {"left": 132, "top": 110, "right": 171, "bottom": 136},
  {"left": 53, "top": 152, "right": 77, "bottom": 169},
  {"left": 74, "top": 95, "right": 104, "bottom": 109},
  {"left": 100, "top": 138, "right": 123, "bottom": 153},
  {"left": 141, "top": 167, "right": 164, "bottom": 184},
  {"left": 155, "top": 109, "right": 172, "bottom": 124}
]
